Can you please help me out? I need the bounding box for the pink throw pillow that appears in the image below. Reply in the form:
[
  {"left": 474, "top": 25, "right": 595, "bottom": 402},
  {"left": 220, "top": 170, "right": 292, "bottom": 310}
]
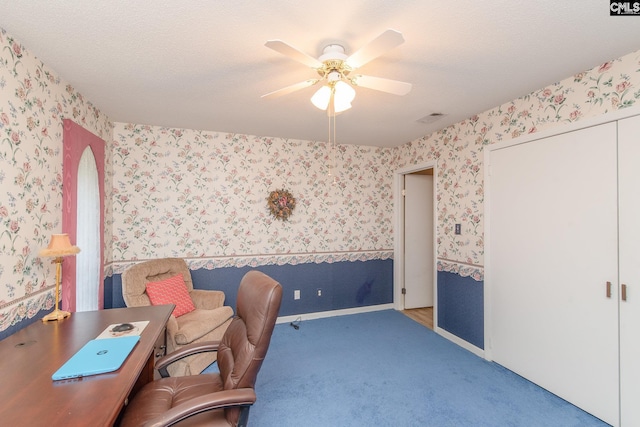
[{"left": 145, "top": 274, "right": 195, "bottom": 317}]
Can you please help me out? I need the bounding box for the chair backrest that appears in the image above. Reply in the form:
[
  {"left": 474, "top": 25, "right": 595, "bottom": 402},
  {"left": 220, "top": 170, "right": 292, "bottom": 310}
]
[
  {"left": 217, "top": 270, "right": 282, "bottom": 425},
  {"left": 121, "top": 258, "right": 194, "bottom": 307}
]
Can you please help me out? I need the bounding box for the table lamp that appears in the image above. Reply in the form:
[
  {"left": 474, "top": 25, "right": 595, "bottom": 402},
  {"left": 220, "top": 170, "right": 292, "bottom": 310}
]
[{"left": 39, "top": 233, "right": 80, "bottom": 322}]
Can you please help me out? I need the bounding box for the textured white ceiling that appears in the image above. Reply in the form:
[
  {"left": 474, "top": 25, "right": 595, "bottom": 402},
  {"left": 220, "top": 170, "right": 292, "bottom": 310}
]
[{"left": 1, "top": 1, "right": 639, "bottom": 147}]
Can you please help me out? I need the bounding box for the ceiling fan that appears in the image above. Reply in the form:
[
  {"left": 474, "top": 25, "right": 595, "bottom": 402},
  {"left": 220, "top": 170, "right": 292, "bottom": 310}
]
[{"left": 262, "top": 29, "right": 412, "bottom": 115}]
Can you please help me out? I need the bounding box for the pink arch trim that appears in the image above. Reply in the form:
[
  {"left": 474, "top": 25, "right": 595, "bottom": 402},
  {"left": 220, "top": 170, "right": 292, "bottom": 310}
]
[{"left": 62, "top": 119, "right": 106, "bottom": 311}]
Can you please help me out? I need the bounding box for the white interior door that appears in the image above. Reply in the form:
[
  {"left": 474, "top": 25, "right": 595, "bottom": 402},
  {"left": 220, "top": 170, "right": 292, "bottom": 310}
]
[
  {"left": 618, "top": 114, "right": 640, "bottom": 426},
  {"left": 487, "top": 123, "right": 619, "bottom": 425},
  {"left": 403, "top": 173, "right": 434, "bottom": 309}
]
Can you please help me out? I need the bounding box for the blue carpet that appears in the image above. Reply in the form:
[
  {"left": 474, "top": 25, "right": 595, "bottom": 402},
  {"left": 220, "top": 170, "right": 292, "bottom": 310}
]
[{"left": 205, "top": 310, "right": 607, "bottom": 426}]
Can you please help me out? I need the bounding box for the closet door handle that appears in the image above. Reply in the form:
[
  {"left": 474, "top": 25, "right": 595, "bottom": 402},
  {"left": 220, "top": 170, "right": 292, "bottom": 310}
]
[
  {"left": 621, "top": 284, "right": 627, "bottom": 301},
  {"left": 606, "top": 281, "right": 612, "bottom": 298}
]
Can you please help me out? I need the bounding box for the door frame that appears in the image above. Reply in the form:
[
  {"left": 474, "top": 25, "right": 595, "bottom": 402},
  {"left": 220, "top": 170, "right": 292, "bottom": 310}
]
[{"left": 393, "top": 161, "right": 438, "bottom": 320}]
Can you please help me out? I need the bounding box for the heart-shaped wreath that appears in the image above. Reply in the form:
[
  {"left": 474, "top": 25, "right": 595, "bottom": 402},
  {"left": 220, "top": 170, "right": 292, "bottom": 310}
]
[{"left": 267, "top": 189, "right": 296, "bottom": 221}]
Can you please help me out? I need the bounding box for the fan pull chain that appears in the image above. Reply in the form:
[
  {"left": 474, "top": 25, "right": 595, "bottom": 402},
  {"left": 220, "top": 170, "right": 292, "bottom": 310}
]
[
  {"left": 327, "top": 109, "right": 337, "bottom": 184},
  {"left": 332, "top": 113, "right": 337, "bottom": 185},
  {"left": 327, "top": 111, "right": 332, "bottom": 177}
]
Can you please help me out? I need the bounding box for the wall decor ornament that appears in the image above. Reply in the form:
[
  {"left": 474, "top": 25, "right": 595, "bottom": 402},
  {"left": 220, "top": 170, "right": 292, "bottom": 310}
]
[{"left": 267, "top": 189, "right": 296, "bottom": 221}]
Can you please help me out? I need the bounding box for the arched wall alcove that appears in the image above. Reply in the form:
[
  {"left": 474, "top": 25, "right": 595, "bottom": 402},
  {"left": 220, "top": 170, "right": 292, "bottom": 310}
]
[
  {"left": 62, "top": 119, "right": 105, "bottom": 311},
  {"left": 76, "top": 147, "right": 100, "bottom": 311}
]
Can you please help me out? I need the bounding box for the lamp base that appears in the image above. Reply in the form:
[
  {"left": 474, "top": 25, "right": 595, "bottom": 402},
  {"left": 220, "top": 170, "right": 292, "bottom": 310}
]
[{"left": 42, "top": 309, "right": 71, "bottom": 322}]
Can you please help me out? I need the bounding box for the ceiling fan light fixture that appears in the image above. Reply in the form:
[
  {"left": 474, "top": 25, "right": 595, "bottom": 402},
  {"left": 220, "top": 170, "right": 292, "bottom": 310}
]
[
  {"left": 311, "top": 85, "right": 332, "bottom": 110},
  {"left": 263, "top": 30, "right": 410, "bottom": 178},
  {"left": 311, "top": 81, "right": 355, "bottom": 113},
  {"left": 333, "top": 81, "right": 355, "bottom": 113}
]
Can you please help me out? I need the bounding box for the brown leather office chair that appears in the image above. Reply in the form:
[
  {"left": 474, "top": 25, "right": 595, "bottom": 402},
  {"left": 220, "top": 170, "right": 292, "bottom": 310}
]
[
  {"left": 122, "top": 258, "right": 234, "bottom": 376},
  {"left": 119, "top": 270, "right": 283, "bottom": 427}
]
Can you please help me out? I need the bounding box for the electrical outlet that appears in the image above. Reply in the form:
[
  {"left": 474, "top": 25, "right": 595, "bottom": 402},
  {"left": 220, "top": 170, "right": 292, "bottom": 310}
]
[
  {"left": 294, "top": 290, "right": 300, "bottom": 300},
  {"left": 455, "top": 223, "right": 461, "bottom": 235},
  {"left": 317, "top": 289, "right": 322, "bottom": 297}
]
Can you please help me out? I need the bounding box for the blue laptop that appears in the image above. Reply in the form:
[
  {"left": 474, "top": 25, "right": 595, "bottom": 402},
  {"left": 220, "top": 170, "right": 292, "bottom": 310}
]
[{"left": 52, "top": 335, "right": 140, "bottom": 381}]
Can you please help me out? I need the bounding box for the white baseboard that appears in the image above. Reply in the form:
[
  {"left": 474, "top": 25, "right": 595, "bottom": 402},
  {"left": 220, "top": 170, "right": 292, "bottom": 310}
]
[
  {"left": 435, "top": 326, "right": 485, "bottom": 358},
  {"left": 276, "top": 303, "right": 395, "bottom": 324}
]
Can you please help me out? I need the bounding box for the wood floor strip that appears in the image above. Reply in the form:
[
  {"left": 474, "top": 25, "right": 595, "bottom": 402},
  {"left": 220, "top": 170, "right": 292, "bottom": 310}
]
[{"left": 402, "top": 307, "right": 433, "bottom": 330}]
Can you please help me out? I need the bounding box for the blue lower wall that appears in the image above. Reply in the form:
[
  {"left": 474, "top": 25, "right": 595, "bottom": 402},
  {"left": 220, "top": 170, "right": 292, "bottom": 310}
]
[
  {"left": 4, "top": 261, "right": 486, "bottom": 351},
  {"left": 105, "top": 259, "right": 394, "bottom": 316},
  {"left": 437, "top": 271, "right": 484, "bottom": 349}
]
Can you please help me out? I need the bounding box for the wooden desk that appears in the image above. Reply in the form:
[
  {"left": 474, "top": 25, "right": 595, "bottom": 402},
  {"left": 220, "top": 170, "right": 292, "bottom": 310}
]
[{"left": 0, "top": 305, "right": 173, "bottom": 427}]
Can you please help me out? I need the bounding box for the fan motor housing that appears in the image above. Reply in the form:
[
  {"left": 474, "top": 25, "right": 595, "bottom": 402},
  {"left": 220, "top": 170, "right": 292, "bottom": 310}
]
[{"left": 317, "top": 59, "right": 352, "bottom": 79}]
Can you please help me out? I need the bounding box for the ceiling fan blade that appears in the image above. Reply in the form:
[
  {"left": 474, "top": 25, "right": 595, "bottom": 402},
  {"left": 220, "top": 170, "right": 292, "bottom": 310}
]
[
  {"left": 265, "top": 40, "right": 323, "bottom": 68},
  {"left": 345, "top": 29, "right": 405, "bottom": 69},
  {"left": 261, "top": 79, "right": 320, "bottom": 99},
  {"left": 350, "top": 75, "right": 412, "bottom": 96}
]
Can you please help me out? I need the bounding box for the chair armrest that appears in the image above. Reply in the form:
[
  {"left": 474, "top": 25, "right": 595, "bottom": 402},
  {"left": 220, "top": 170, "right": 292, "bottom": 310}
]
[
  {"left": 156, "top": 341, "right": 220, "bottom": 378},
  {"left": 142, "top": 388, "right": 257, "bottom": 427},
  {"left": 190, "top": 289, "right": 225, "bottom": 309}
]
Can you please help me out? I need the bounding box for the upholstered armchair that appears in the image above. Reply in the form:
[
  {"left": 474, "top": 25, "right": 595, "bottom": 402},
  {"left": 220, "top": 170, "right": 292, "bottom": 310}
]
[
  {"left": 119, "top": 270, "right": 283, "bottom": 427},
  {"left": 122, "top": 258, "right": 233, "bottom": 376}
]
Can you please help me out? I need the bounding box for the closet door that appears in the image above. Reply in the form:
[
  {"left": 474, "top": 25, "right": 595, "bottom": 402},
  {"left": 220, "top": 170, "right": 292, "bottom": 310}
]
[
  {"left": 488, "top": 122, "right": 619, "bottom": 425},
  {"left": 618, "top": 115, "right": 640, "bottom": 426}
]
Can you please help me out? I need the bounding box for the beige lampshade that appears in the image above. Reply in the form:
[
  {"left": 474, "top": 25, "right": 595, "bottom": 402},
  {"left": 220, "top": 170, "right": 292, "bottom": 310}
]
[{"left": 39, "top": 234, "right": 81, "bottom": 258}]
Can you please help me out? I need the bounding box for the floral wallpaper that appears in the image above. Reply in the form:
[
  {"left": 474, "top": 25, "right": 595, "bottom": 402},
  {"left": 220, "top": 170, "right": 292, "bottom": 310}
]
[
  {"left": 109, "top": 124, "right": 394, "bottom": 274},
  {"left": 399, "top": 49, "right": 640, "bottom": 281},
  {"left": 0, "top": 28, "right": 112, "bottom": 333}
]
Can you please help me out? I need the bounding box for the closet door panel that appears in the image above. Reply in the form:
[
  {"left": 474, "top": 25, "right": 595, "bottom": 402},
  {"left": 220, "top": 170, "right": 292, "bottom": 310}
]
[
  {"left": 618, "top": 115, "right": 640, "bottom": 426},
  {"left": 488, "top": 123, "right": 619, "bottom": 425}
]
